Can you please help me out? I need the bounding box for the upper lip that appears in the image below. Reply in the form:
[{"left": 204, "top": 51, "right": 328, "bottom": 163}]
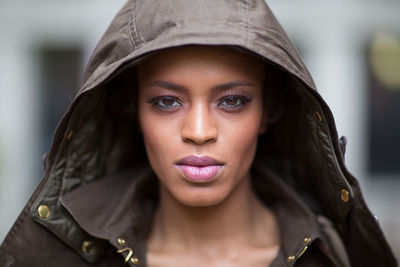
[{"left": 175, "top": 156, "right": 224, "bottom": 167}]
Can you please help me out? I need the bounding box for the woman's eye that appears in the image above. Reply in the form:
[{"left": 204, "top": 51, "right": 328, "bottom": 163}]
[
  {"left": 218, "top": 95, "right": 250, "bottom": 109},
  {"left": 152, "top": 96, "right": 182, "bottom": 109}
]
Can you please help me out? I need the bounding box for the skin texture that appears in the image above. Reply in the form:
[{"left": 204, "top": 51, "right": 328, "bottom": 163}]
[{"left": 137, "top": 46, "right": 280, "bottom": 266}]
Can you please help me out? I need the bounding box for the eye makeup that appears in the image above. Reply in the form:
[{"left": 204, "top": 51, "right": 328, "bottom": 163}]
[
  {"left": 147, "top": 95, "right": 182, "bottom": 110},
  {"left": 216, "top": 88, "right": 254, "bottom": 111},
  {"left": 217, "top": 94, "right": 253, "bottom": 111},
  {"left": 144, "top": 86, "right": 255, "bottom": 112}
]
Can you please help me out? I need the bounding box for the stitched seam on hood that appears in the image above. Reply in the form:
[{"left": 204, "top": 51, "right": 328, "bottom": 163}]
[
  {"left": 245, "top": 0, "right": 250, "bottom": 47},
  {"left": 129, "top": 1, "right": 142, "bottom": 51},
  {"left": 128, "top": 5, "right": 136, "bottom": 51}
]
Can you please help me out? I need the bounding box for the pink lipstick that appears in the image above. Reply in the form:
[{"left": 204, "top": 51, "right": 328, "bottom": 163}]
[{"left": 175, "top": 156, "right": 224, "bottom": 181}]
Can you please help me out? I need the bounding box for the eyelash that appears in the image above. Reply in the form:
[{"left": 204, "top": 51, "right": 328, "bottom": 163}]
[
  {"left": 217, "top": 94, "right": 253, "bottom": 110},
  {"left": 148, "top": 95, "right": 182, "bottom": 110},
  {"left": 148, "top": 93, "right": 253, "bottom": 111}
]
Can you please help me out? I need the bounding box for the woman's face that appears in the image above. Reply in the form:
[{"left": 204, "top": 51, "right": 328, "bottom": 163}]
[{"left": 137, "top": 46, "right": 266, "bottom": 206}]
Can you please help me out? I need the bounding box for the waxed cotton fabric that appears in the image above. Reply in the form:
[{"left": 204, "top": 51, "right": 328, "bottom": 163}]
[{"left": 0, "top": 0, "right": 397, "bottom": 266}]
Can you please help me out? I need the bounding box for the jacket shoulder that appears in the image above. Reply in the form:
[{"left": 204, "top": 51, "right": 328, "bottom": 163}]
[
  {"left": 0, "top": 180, "right": 89, "bottom": 267},
  {"left": 317, "top": 215, "right": 351, "bottom": 267}
]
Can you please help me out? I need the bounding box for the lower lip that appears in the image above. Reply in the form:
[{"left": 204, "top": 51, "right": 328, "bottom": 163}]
[{"left": 176, "top": 165, "right": 223, "bottom": 181}]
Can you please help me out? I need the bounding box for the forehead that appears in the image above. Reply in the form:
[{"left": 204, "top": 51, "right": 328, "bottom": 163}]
[{"left": 137, "top": 45, "right": 266, "bottom": 82}]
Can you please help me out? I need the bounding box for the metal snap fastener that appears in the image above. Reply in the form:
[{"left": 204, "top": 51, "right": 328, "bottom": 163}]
[
  {"left": 341, "top": 189, "right": 350, "bottom": 203},
  {"left": 131, "top": 257, "right": 139, "bottom": 264},
  {"left": 117, "top": 238, "right": 126, "bottom": 246},
  {"left": 304, "top": 237, "right": 311, "bottom": 243},
  {"left": 81, "top": 240, "right": 94, "bottom": 254},
  {"left": 287, "top": 255, "right": 295, "bottom": 262},
  {"left": 37, "top": 205, "right": 50, "bottom": 219}
]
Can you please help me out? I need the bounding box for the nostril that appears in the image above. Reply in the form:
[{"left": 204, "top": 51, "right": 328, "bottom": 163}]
[{"left": 182, "top": 135, "right": 217, "bottom": 145}]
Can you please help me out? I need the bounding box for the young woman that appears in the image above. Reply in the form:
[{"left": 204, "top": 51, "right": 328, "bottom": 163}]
[{"left": 0, "top": 0, "right": 396, "bottom": 266}]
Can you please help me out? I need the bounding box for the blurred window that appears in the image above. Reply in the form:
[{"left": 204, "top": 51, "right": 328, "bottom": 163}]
[
  {"left": 367, "top": 33, "right": 400, "bottom": 177},
  {"left": 37, "top": 46, "right": 83, "bottom": 177}
]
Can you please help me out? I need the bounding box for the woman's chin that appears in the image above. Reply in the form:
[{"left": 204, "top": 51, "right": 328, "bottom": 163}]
[
  {"left": 172, "top": 187, "right": 229, "bottom": 207},
  {"left": 180, "top": 198, "right": 223, "bottom": 207}
]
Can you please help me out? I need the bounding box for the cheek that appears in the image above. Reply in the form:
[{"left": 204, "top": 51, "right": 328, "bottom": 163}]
[
  {"left": 222, "top": 117, "right": 261, "bottom": 163},
  {"left": 216, "top": 111, "right": 263, "bottom": 184},
  {"left": 138, "top": 104, "right": 181, "bottom": 174},
  {"left": 221, "top": 104, "right": 263, "bottom": 150}
]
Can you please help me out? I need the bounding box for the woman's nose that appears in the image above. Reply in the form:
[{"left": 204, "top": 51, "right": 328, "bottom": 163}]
[{"left": 181, "top": 103, "right": 218, "bottom": 145}]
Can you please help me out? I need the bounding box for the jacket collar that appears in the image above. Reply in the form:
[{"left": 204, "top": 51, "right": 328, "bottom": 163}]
[
  {"left": 251, "top": 162, "right": 324, "bottom": 266},
  {"left": 61, "top": 166, "right": 157, "bottom": 265},
  {"left": 61, "top": 164, "right": 332, "bottom": 266}
]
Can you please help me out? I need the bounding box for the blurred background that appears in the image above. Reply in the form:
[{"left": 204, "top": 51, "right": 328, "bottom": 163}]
[{"left": 0, "top": 0, "right": 399, "bottom": 259}]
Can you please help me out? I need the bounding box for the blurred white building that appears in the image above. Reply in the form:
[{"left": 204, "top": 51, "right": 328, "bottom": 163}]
[{"left": 1, "top": 0, "right": 399, "bottom": 259}]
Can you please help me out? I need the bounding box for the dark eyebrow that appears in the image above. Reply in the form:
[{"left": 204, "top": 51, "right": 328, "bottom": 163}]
[
  {"left": 147, "top": 80, "right": 254, "bottom": 91},
  {"left": 211, "top": 81, "right": 254, "bottom": 91},
  {"left": 147, "top": 80, "right": 187, "bottom": 91}
]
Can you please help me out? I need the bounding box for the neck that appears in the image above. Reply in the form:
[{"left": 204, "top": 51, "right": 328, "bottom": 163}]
[{"left": 146, "top": 176, "right": 279, "bottom": 253}]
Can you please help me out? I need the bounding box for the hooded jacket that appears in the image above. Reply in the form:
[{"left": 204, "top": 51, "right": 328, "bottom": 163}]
[{"left": 0, "top": 0, "right": 397, "bottom": 266}]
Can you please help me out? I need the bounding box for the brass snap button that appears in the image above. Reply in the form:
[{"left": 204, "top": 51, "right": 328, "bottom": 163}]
[
  {"left": 117, "top": 238, "right": 126, "bottom": 246},
  {"left": 37, "top": 205, "right": 50, "bottom": 219},
  {"left": 131, "top": 257, "right": 139, "bottom": 264},
  {"left": 81, "top": 240, "right": 94, "bottom": 254},
  {"left": 287, "top": 255, "right": 295, "bottom": 262},
  {"left": 304, "top": 236, "right": 311, "bottom": 243},
  {"left": 341, "top": 189, "right": 350, "bottom": 203}
]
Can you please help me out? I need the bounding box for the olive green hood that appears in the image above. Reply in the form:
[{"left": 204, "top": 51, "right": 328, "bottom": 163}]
[{"left": 22, "top": 0, "right": 396, "bottom": 266}]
